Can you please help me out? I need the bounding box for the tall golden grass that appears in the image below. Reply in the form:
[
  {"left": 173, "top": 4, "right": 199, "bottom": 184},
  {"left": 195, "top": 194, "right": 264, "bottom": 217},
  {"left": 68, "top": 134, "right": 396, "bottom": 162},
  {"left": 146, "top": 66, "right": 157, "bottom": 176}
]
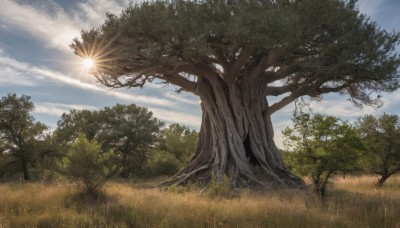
[{"left": 0, "top": 175, "right": 399, "bottom": 227}]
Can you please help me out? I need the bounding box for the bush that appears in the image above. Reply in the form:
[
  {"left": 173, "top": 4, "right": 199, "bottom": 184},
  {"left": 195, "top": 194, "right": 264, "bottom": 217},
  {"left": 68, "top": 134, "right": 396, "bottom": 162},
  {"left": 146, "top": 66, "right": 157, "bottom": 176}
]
[
  {"left": 146, "top": 152, "right": 181, "bottom": 176},
  {"left": 60, "top": 134, "right": 119, "bottom": 195}
]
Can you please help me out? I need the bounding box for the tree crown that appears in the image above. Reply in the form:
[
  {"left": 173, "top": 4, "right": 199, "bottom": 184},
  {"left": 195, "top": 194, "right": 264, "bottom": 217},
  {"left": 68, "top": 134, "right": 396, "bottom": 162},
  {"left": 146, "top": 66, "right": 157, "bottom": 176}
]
[{"left": 72, "top": 0, "right": 400, "bottom": 111}]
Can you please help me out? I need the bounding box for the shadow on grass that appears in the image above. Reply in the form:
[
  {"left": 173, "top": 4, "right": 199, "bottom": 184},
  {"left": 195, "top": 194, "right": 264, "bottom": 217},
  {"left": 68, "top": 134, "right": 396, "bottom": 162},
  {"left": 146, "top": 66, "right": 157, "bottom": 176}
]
[{"left": 57, "top": 190, "right": 137, "bottom": 227}]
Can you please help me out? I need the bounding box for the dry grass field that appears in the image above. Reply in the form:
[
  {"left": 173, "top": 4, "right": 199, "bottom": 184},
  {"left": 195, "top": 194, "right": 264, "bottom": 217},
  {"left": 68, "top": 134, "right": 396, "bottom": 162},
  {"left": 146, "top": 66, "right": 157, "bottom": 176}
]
[{"left": 0, "top": 175, "right": 399, "bottom": 227}]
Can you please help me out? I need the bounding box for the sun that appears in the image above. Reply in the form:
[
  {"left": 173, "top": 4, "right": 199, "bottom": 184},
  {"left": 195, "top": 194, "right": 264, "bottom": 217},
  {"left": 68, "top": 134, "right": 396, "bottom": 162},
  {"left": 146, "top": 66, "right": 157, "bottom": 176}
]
[{"left": 82, "top": 58, "right": 95, "bottom": 70}]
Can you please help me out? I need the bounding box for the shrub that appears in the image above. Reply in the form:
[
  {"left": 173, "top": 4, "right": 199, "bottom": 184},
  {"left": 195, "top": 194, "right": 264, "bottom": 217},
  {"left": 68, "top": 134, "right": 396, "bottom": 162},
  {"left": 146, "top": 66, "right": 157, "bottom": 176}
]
[
  {"left": 61, "top": 134, "right": 119, "bottom": 195},
  {"left": 146, "top": 152, "right": 181, "bottom": 176}
]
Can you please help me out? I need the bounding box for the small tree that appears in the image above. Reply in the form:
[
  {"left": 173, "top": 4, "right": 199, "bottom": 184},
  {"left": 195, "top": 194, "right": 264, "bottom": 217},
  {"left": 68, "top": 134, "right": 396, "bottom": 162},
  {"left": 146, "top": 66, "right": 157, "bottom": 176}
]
[
  {"left": 61, "top": 134, "right": 119, "bottom": 195},
  {"left": 356, "top": 114, "right": 400, "bottom": 186},
  {"left": 98, "top": 104, "right": 163, "bottom": 178},
  {"left": 283, "top": 112, "right": 362, "bottom": 197},
  {"left": 0, "top": 93, "right": 48, "bottom": 180}
]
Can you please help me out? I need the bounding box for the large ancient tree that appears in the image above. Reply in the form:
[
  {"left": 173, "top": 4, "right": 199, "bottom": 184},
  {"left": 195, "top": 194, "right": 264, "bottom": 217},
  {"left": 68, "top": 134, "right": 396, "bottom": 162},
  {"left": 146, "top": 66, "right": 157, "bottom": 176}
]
[{"left": 71, "top": 0, "right": 400, "bottom": 188}]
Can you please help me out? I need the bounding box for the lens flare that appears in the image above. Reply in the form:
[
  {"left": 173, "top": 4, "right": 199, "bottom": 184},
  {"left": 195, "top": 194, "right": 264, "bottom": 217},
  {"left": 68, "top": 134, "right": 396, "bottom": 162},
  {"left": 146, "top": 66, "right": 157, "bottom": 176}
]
[{"left": 82, "top": 58, "right": 95, "bottom": 70}]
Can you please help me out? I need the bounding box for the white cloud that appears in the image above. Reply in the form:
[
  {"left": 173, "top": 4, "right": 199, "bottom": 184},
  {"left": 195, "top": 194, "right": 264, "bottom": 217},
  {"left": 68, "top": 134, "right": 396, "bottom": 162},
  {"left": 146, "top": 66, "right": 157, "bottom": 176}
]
[
  {"left": 165, "top": 92, "right": 200, "bottom": 106},
  {"left": 0, "top": 0, "right": 138, "bottom": 52},
  {"left": 74, "top": 0, "right": 132, "bottom": 27},
  {"left": 0, "top": 49, "right": 204, "bottom": 128},
  {"left": 0, "top": 50, "right": 176, "bottom": 107},
  {"left": 0, "top": 67, "right": 38, "bottom": 87},
  {"left": 34, "top": 102, "right": 97, "bottom": 116},
  {"left": 0, "top": 50, "right": 41, "bottom": 86},
  {"left": 150, "top": 107, "right": 201, "bottom": 129},
  {"left": 308, "top": 98, "right": 390, "bottom": 117},
  {"left": 0, "top": 0, "right": 80, "bottom": 51}
]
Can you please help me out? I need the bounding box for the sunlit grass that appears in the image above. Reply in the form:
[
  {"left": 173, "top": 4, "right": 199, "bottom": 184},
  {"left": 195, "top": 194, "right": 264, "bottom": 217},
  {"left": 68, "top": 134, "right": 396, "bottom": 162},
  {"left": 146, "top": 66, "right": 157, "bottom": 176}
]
[{"left": 0, "top": 176, "right": 399, "bottom": 227}]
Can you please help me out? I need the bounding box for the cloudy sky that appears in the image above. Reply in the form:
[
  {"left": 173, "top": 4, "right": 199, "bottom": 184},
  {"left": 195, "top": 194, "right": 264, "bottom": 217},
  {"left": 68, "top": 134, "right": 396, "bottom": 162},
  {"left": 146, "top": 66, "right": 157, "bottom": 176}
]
[{"left": 0, "top": 0, "right": 399, "bottom": 148}]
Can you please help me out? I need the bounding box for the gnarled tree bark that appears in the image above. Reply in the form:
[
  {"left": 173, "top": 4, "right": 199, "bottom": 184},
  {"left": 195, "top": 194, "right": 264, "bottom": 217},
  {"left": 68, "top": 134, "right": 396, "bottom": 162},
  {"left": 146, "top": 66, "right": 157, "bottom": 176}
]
[{"left": 159, "top": 69, "right": 304, "bottom": 188}]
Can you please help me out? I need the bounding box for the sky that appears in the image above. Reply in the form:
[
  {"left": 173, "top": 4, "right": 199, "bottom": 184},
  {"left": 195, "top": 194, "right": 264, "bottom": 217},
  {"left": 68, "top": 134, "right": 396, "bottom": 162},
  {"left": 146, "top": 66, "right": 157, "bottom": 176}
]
[{"left": 0, "top": 0, "right": 399, "bottom": 148}]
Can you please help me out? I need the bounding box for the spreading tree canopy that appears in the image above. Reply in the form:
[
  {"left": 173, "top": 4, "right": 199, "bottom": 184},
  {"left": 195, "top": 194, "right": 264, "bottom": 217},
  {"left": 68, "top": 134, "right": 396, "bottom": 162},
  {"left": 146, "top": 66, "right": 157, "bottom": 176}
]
[{"left": 71, "top": 0, "right": 400, "bottom": 188}]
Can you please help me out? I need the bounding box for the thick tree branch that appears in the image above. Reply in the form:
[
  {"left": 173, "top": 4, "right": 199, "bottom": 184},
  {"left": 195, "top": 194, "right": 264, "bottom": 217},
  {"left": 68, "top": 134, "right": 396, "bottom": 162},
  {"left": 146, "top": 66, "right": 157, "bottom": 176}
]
[
  {"left": 230, "top": 49, "right": 252, "bottom": 81},
  {"left": 268, "top": 92, "right": 302, "bottom": 115}
]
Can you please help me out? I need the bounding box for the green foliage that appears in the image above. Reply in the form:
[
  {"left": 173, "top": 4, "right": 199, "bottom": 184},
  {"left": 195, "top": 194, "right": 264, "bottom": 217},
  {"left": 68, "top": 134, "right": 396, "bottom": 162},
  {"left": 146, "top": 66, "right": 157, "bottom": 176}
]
[
  {"left": 61, "top": 134, "right": 119, "bottom": 195},
  {"left": 146, "top": 152, "right": 181, "bottom": 176},
  {"left": 145, "top": 124, "right": 198, "bottom": 176},
  {"left": 56, "top": 104, "right": 163, "bottom": 178},
  {"left": 0, "top": 93, "right": 48, "bottom": 180},
  {"left": 283, "top": 112, "right": 362, "bottom": 196},
  {"left": 28, "top": 133, "right": 63, "bottom": 181},
  {"left": 160, "top": 124, "right": 198, "bottom": 164},
  {"left": 72, "top": 0, "right": 400, "bottom": 107},
  {"left": 98, "top": 104, "right": 163, "bottom": 177},
  {"left": 356, "top": 114, "right": 400, "bottom": 186},
  {"left": 55, "top": 109, "right": 100, "bottom": 144}
]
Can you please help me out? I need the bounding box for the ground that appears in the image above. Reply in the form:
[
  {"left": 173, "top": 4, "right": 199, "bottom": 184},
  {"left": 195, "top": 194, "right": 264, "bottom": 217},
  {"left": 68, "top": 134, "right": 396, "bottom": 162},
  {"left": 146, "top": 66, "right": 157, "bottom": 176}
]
[{"left": 0, "top": 176, "right": 399, "bottom": 227}]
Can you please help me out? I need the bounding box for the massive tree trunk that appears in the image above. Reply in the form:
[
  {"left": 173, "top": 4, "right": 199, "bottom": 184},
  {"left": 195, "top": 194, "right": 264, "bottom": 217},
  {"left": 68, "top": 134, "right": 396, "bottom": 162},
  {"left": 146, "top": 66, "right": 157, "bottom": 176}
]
[{"left": 160, "top": 75, "right": 304, "bottom": 189}]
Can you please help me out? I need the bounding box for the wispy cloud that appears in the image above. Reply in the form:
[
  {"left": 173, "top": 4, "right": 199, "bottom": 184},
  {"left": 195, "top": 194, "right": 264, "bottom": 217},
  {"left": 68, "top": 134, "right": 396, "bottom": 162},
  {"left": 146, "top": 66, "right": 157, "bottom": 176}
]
[
  {"left": 0, "top": 49, "right": 41, "bottom": 86},
  {"left": 165, "top": 92, "right": 200, "bottom": 106},
  {"left": 0, "top": 0, "right": 80, "bottom": 51},
  {"left": 0, "top": 50, "right": 176, "bottom": 107},
  {"left": 34, "top": 102, "right": 97, "bottom": 116},
  {"left": 0, "top": 48, "right": 204, "bottom": 128},
  {"left": 0, "top": 0, "right": 137, "bottom": 52},
  {"left": 150, "top": 107, "right": 201, "bottom": 129},
  {"left": 73, "top": 0, "right": 132, "bottom": 27}
]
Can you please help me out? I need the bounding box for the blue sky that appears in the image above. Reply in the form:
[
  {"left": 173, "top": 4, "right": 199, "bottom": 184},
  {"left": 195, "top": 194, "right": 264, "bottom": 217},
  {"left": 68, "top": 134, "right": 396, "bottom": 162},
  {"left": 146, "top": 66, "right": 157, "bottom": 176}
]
[{"left": 0, "top": 0, "right": 399, "bottom": 148}]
